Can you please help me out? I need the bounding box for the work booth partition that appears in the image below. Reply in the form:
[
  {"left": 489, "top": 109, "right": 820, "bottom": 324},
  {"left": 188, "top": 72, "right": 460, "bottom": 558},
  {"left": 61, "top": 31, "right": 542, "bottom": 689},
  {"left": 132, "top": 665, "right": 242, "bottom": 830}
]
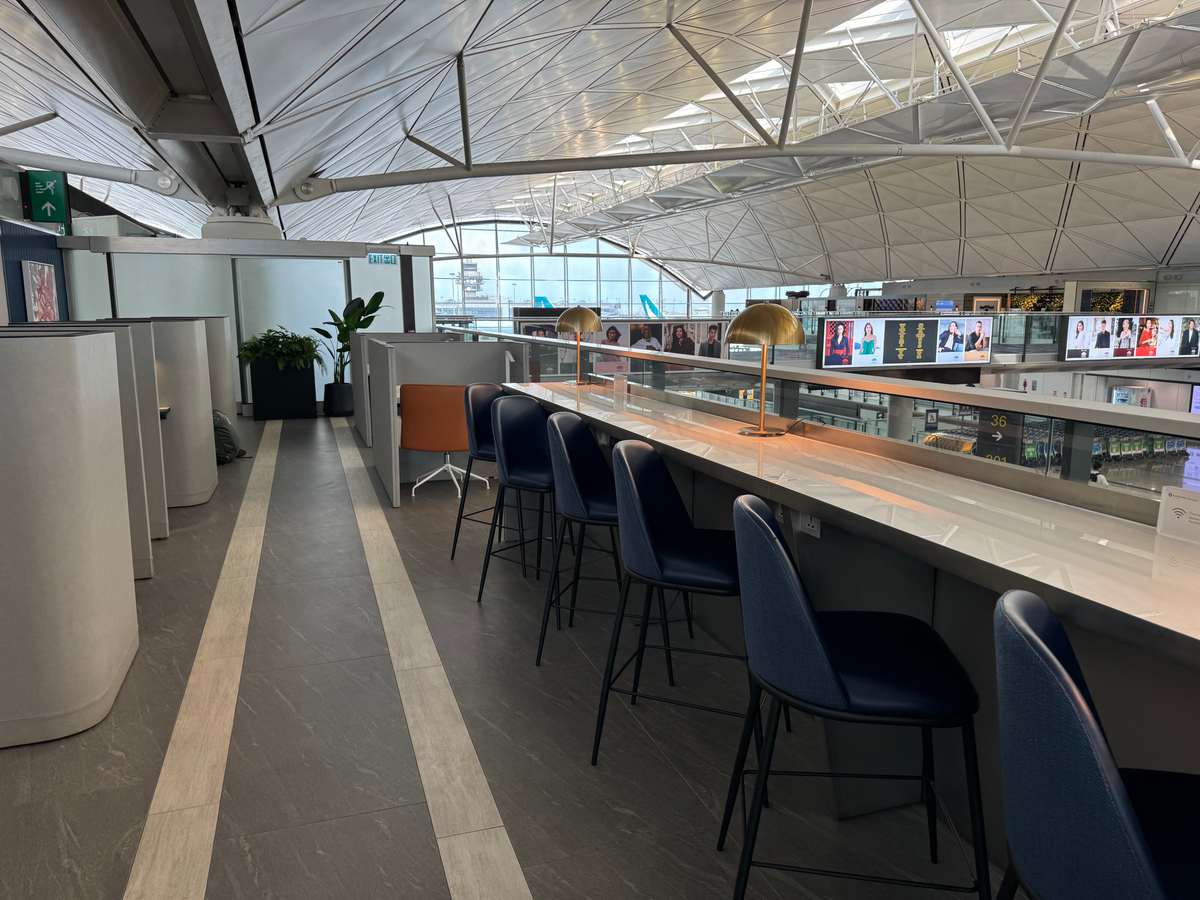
[
  {"left": 0, "top": 331, "right": 139, "bottom": 746},
  {"left": 368, "top": 338, "right": 528, "bottom": 506},
  {"left": 349, "top": 331, "right": 462, "bottom": 447},
  {"left": 3, "top": 322, "right": 155, "bottom": 578}
]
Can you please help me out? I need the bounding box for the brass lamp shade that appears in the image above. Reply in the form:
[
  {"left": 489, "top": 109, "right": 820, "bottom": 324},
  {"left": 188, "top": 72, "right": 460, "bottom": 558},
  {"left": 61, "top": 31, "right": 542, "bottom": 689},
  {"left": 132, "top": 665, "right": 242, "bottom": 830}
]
[
  {"left": 726, "top": 302, "right": 805, "bottom": 347},
  {"left": 726, "top": 303, "right": 804, "bottom": 438},
  {"left": 555, "top": 306, "right": 602, "bottom": 387},
  {"left": 555, "top": 306, "right": 602, "bottom": 334}
]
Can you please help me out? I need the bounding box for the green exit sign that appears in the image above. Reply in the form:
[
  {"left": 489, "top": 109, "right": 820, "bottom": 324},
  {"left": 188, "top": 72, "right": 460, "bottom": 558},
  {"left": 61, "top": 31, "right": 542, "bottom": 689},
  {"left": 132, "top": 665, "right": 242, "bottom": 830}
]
[
  {"left": 367, "top": 252, "right": 398, "bottom": 265},
  {"left": 26, "top": 171, "right": 68, "bottom": 224}
]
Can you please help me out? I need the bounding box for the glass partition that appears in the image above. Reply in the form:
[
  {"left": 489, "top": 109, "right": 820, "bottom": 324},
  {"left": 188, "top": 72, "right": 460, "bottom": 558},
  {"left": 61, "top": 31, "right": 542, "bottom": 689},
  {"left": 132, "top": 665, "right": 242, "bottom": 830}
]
[{"left": 451, "top": 326, "right": 1199, "bottom": 501}]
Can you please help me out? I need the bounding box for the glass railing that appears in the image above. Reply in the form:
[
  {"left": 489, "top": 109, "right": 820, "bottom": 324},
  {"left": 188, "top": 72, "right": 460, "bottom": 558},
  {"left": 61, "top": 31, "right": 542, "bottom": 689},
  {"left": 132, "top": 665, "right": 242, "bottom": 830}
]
[{"left": 439, "top": 325, "right": 1200, "bottom": 503}]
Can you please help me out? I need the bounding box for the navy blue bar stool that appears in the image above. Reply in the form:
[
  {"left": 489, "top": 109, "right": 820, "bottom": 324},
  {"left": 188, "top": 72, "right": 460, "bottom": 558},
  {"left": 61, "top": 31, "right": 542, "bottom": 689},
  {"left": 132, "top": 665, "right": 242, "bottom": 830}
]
[
  {"left": 994, "top": 590, "right": 1199, "bottom": 900},
  {"left": 477, "top": 395, "right": 556, "bottom": 602},
  {"left": 591, "top": 440, "right": 741, "bottom": 765},
  {"left": 452, "top": 383, "right": 504, "bottom": 559},
  {"left": 722, "top": 495, "right": 989, "bottom": 900},
  {"left": 538, "top": 412, "right": 622, "bottom": 664}
]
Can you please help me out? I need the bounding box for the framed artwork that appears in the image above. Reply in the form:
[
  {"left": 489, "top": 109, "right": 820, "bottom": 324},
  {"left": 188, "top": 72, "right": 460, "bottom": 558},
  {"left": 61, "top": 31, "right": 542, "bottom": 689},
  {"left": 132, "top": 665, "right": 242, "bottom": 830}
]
[{"left": 22, "top": 260, "right": 60, "bottom": 322}]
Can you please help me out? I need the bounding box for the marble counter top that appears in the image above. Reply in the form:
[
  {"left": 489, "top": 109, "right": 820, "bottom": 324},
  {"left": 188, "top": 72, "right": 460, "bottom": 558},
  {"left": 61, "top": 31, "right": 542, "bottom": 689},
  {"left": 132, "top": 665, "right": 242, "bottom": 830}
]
[{"left": 509, "top": 382, "right": 1200, "bottom": 669}]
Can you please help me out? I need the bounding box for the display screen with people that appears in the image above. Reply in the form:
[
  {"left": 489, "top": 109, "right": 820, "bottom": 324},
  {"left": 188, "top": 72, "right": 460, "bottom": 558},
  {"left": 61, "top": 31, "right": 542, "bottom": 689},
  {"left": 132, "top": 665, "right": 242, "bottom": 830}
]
[
  {"left": 826, "top": 315, "right": 994, "bottom": 368},
  {"left": 1064, "top": 314, "right": 1189, "bottom": 361}
]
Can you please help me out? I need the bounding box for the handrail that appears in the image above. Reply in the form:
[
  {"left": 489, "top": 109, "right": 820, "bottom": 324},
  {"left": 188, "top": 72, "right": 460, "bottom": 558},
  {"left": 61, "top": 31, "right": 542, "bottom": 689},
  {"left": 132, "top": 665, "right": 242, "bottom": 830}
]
[{"left": 437, "top": 324, "right": 1200, "bottom": 439}]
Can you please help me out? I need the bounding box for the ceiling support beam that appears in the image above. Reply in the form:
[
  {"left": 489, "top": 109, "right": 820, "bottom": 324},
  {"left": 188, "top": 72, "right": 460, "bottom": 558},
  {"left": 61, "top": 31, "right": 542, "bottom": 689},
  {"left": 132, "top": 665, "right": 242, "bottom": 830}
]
[
  {"left": 1007, "top": 0, "right": 1081, "bottom": 149},
  {"left": 0, "top": 147, "right": 203, "bottom": 200},
  {"left": 456, "top": 53, "right": 473, "bottom": 170},
  {"left": 667, "top": 24, "right": 775, "bottom": 145},
  {"left": 778, "top": 0, "right": 813, "bottom": 148},
  {"left": 846, "top": 27, "right": 903, "bottom": 109},
  {"left": 0, "top": 112, "right": 57, "bottom": 139},
  {"left": 282, "top": 141, "right": 1200, "bottom": 203},
  {"left": 907, "top": 0, "right": 1005, "bottom": 145},
  {"left": 407, "top": 134, "right": 464, "bottom": 168},
  {"left": 710, "top": 208, "right": 749, "bottom": 260},
  {"left": 1029, "top": 0, "right": 1081, "bottom": 49},
  {"left": 1146, "top": 99, "right": 1186, "bottom": 159}
]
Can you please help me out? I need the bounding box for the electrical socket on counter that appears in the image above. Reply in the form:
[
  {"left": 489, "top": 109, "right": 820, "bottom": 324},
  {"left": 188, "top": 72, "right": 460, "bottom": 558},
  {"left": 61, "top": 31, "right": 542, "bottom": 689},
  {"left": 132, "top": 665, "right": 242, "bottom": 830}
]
[{"left": 800, "top": 514, "right": 821, "bottom": 539}]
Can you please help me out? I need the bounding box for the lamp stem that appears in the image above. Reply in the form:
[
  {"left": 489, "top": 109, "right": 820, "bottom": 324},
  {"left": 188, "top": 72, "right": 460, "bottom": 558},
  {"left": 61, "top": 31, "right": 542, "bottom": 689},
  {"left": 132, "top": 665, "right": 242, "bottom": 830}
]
[
  {"left": 576, "top": 332, "right": 582, "bottom": 385},
  {"left": 759, "top": 344, "right": 767, "bottom": 433}
]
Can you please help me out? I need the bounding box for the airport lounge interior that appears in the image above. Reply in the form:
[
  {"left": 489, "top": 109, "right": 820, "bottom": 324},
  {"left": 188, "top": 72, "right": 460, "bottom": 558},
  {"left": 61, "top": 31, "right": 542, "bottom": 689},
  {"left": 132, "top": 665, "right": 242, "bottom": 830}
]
[{"left": 5, "top": 2, "right": 1200, "bottom": 898}]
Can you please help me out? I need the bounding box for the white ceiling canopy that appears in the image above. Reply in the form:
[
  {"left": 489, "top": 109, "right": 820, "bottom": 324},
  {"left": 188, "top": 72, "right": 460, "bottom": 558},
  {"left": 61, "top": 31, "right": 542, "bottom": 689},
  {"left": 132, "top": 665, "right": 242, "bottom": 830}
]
[{"left": 3, "top": 0, "right": 1200, "bottom": 285}]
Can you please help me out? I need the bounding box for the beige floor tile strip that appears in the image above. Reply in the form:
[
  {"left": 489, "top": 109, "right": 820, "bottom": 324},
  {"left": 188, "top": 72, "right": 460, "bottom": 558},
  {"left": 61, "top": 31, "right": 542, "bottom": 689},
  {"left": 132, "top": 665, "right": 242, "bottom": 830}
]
[
  {"left": 331, "top": 418, "right": 533, "bottom": 900},
  {"left": 123, "top": 420, "right": 282, "bottom": 900}
]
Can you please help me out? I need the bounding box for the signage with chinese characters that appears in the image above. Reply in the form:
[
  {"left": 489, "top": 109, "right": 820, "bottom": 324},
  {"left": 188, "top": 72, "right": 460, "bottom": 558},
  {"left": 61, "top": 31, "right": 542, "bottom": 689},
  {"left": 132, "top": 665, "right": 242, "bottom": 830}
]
[
  {"left": 819, "top": 316, "right": 993, "bottom": 369},
  {"left": 367, "top": 252, "right": 398, "bottom": 265},
  {"left": 26, "top": 170, "right": 68, "bottom": 223}
]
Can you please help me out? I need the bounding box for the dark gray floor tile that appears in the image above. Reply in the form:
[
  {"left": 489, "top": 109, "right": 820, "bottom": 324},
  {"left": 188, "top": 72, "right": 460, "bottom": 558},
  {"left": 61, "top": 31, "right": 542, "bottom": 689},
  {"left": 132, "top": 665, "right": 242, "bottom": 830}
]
[
  {"left": 265, "top": 489, "right": 358, "bottom": 534},
  {"left": 206, "top": 804, "right": 449, "bottom": 900},
  {"left": 242, "top": 575, "right": 389, "bottom": 673},
  {"left": 521, "top": 827, "right": 781, "bottom": 900},
  {"left": 217, "top": 656, "right": 424, "bottom": 839},
  {"left": 0, "top": 783, "right": 153, "bottom": 900},
  {"left": 256, "top": 525, "right": 369, "bottom": 585}
]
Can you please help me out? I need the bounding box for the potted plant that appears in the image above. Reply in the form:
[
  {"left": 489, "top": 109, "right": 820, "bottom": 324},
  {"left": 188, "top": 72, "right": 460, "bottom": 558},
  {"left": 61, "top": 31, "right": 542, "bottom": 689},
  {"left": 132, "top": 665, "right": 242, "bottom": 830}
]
[
  {"left": 313, "top": 291, "right": 385, "bottom": 417},
  {"left": 238, "top": 327, "right": 325, "bottom": 420}
]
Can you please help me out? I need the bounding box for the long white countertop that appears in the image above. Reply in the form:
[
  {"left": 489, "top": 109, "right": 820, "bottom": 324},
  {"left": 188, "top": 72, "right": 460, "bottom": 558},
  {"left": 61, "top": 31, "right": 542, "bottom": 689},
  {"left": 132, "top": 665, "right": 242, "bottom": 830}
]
[{"left": 509, "top": 382, "right": 1200, "bottom": 669}]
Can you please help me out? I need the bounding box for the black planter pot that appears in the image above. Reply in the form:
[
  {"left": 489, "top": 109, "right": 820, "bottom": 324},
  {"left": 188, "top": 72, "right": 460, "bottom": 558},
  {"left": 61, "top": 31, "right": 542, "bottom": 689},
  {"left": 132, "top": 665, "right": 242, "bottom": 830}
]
[
  {"left": 249, "top": 360, "right": 317, "bottom": 420},
  {"left": 323, "top": 382, "right": 354, "bottom": 417}
]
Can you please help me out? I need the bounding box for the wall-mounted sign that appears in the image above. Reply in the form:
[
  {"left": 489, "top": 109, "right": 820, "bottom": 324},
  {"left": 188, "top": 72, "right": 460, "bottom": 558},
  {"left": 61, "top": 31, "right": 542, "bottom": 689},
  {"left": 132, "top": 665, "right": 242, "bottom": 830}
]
[
  {"left": 23, "top": 170, "right": 68, "bottom": 224},
  {"left": 818, "top": 316, "right": 993, "bottom": 368},
  {"left": 367, "top": 252, "right": 398, "bottom": 265},
  {"left": 1062, "top": 314, "right": 1200, "bottom": 361}
]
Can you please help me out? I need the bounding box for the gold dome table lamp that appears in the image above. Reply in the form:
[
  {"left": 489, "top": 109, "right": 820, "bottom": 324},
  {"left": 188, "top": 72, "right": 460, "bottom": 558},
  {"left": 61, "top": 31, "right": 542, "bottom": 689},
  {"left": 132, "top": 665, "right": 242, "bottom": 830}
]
[
  {"left": 725, "top": 303, "right": 805, "bottom": 437},
  {"left": 555, "top": 306, "right": 603, "bottom": 386}
]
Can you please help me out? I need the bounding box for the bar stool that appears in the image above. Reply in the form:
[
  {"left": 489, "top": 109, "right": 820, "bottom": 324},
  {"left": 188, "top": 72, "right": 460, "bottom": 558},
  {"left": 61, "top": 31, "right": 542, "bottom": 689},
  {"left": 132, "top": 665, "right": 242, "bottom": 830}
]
[
  {"left": 537, "top": 412, "right": 622, "bottom": 665},
  {"left": 477, "top": 395, "right": 556, "bottom": 603},
  {"left": 721, "top": 495, "right": 989, "bottom": 900},
  {"left": 452, "top": 383, "right": 504, "bottom": 559},
  {"left": 994, "top": 590, "right": 1199, "bottom": 900},
  {"left": 591, "top": 440, "right": 741, "bottom": 766}
]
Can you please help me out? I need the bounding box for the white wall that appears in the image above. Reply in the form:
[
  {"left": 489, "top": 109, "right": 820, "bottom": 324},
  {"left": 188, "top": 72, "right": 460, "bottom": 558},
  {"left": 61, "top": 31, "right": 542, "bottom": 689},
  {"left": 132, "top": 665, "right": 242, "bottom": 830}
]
[
  {"left": 63, "top": 249, "right": 111, "bottom": 321},
  {"left": 237, "top": 257, "right": 346, "bottom": 400},
  {"left": 110, "top": 253, "right": 241, "bottom": 400}
]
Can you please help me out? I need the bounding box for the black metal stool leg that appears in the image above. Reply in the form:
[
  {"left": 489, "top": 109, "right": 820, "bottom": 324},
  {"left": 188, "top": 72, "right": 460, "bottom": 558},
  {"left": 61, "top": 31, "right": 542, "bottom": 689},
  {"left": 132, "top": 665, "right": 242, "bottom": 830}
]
[
  {"left": 609, "top": 526, "right": 622, "bottom": 586},
  {"left": 921, "top": 725, "right": 938, "bottom": 863},
  {"left": 536, "top": 517, "right": 569, "bottom": 666},
  {"left": 657, "top": 587, "right": 674, "bottom": 686},
  {"left": 682, "top": 590, "right": 694, "bottom": 638},
  {"left": 515, "top": 489, "right": 527, "bottom": 576},
  {"left": 591, "top": 575, "right": 631, "bottom": 765},
  {"left": 962, "top": 719, "right": 991, "bottom": 900},
  {"left": 477, "top": 483, "right": 504, "bottom": 603},
  {"left": 567, "top": 522, "right": 586, "bottom": 627},
  {"left": 629, "top": 584, "right": 655, "bottom": 705},
  {"left": 718, "top": 683, "right": 762, "bottom": 850},
  {"left": 733, "top": 696, "right": 783, "bottom": 900},
  {"left": 783, "top": 706, "right": 792, "bottom": 733},
  {"left": 535, "top": 492, "right": 545, "bottom": 579},
  {"left": 996, "top": 864, "right": 1019, "bottom": 900},
  {"left": 451, "top": 455, "right": 474, "bottom": 559}
]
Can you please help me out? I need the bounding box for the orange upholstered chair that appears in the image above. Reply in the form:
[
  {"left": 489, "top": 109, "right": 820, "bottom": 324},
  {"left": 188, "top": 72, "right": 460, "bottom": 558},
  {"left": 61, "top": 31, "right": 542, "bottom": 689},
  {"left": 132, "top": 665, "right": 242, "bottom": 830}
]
[{"left": 400, "top": 384, "right": 489, "bottom": 497}]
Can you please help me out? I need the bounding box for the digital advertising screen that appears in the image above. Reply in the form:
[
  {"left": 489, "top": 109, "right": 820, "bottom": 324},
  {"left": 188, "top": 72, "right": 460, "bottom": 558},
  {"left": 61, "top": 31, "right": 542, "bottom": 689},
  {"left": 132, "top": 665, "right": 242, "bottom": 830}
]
[
  {"left": 1062, "top": 314, "right": 1200, "bottom": 361},
  {"left": 1191, "top": 384, "right": 1200, "bottom": 415},
  {"left": 819, "top": 317, "right": 992, "bottom": 368}
]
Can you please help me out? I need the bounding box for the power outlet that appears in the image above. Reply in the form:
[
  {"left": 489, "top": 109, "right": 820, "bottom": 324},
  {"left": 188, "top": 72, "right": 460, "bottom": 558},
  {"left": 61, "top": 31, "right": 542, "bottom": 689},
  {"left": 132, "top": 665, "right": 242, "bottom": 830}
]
[{"left": 800, "top": 514, "right": 821, "bottom": 539}]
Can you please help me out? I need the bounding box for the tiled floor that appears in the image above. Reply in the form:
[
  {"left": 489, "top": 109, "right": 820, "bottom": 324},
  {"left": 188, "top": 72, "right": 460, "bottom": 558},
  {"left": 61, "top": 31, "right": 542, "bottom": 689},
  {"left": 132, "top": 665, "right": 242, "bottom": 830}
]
[{"left": 0, "top": 417, "right": 1013, "bottom": 899}]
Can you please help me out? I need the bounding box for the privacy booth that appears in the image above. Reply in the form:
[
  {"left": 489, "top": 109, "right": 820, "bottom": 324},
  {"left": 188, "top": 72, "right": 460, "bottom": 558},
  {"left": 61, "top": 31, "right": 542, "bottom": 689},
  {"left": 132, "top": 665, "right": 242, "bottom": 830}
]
[
  {"left": 368, "top": 338, "right": 528, "bottom": 506},
  {"left": 349, "top": 330, "right": 463, "bottom": 446}
]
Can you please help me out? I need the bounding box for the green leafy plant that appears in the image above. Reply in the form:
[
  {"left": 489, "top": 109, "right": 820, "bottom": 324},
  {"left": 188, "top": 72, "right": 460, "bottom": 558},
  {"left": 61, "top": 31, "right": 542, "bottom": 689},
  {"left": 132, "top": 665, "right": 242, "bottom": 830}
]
[
  {"left": 238, "top": 328, "right": 325, "bottom": 372},
  {"left": 313, "top": 291, "right": 386, "bottom": 384}
]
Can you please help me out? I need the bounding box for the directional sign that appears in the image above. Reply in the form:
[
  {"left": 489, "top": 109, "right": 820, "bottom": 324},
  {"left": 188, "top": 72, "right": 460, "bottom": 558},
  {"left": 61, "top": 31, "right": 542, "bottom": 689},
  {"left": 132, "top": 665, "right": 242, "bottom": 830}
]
[
  {"left": 27, "top": 171, "right": 68, "bottom": 223},
  {"left": 973, "top": 407, "right": 1025, "bottom": 465}
]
